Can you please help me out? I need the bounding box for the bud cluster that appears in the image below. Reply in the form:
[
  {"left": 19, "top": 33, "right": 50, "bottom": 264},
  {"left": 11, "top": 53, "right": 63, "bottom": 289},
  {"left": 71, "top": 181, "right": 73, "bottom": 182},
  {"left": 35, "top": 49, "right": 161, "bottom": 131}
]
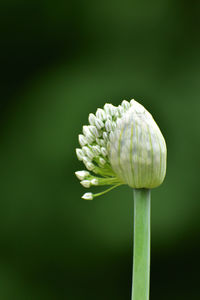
[{"left": 75, "top": 99, "right": 167, "bottom": 200}]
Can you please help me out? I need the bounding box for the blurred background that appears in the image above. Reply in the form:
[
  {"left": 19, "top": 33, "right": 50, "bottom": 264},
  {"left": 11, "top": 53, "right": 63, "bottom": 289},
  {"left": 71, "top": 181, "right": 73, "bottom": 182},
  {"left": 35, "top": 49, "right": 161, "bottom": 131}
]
[{"left": 0, "top": 0, "right": 200, "bottom": 299}]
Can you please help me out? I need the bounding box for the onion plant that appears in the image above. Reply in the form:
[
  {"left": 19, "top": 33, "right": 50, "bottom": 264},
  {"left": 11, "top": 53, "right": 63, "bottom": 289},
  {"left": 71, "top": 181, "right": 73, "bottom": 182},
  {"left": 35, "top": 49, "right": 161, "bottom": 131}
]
[{"left": 75, "top": 99, "right": 167, "bottom": 300}]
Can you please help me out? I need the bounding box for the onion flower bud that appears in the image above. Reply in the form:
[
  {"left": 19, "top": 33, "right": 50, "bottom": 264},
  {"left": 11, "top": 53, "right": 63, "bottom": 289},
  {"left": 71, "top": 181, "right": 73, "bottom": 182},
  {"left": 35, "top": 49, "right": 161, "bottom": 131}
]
[{"left": 75, "top": 99, "right": 167, "bottom": 200}]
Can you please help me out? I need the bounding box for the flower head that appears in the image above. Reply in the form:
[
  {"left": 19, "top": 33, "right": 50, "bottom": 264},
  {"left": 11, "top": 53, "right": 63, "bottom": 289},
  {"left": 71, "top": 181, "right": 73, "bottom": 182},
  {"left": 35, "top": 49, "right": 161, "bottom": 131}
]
[{"left": 75, "top": 99, "right": 167, "bottom": 200}]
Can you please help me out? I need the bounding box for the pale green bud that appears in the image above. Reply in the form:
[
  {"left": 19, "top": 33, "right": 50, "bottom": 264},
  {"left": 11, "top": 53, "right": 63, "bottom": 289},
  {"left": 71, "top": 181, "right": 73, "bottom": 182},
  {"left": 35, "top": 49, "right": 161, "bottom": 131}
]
[
  {"left": 109, "top": 103, "right": 167, "bottom": 188},
  {"left": 99, "top": 157, "right": 106, "bottom": 166}
]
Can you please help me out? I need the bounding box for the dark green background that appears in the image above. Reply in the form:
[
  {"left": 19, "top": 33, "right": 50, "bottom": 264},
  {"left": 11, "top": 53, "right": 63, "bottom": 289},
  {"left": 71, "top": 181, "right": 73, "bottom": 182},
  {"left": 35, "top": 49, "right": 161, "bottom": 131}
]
[{"left": 0, "top": 0, "right": 200, "bottom": 299}]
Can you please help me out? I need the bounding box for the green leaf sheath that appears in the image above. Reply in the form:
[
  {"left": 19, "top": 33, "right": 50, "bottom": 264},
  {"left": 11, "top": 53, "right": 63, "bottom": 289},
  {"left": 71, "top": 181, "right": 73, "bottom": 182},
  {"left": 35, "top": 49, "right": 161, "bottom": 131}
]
[{"left": 132, "top": 189, "right": 151, "bottom": 300}]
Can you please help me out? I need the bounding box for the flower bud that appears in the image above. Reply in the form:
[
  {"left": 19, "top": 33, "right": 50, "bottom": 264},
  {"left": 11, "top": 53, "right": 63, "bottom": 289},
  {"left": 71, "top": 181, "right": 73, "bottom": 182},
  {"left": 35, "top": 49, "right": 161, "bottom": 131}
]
[
  {"left": 99, "top": 157, "right": 106, "bottom": 166},
  {"left": 101, "top": 147, "right": 108, "bottom": 157},
  {"left": 78, "top": 134, "right": 88, "bottom": 147},
  {"left": 75, "top": 98, "right": 167, "bottom": 200},
  {"left": 75, "top": 170, "right": 90, "bottom": 180},
  {"left": 80, "top": 180, "right": 91, "bottom": 188},
  {"left": 96, "top": 108, "right": 106, "bottom": 121},
  {"left": 76, "top": 148, "right": 84, "bottom": 161},
  {"left": 82, "top": 146, "right": 94, "bottom": 160},
  {"left": 121, "top": 100, "right": 130, "bottom": 110},
  {"left": 92, "top": 145, "right": 101, "bottom": 156},
  {"left": 88, "top": 113, "right": 96, "bottom": 126},
  {"left": 109, "top": 103, "right": 166, "bottom": 188},
  {"left": 95, "top": 118, "right": 104, "bottom": 130},
  {"left": 82, "top": 193, "right": 93, "bottom": 200},
  {"left": 104, "top": 103, "right": 115, "bottom": 116},
  {"left": 82, "top": 126, "right": 95, "bottom": 143},
  {"left": 91, "top": 178, "right": 98, "bottom": 185}
]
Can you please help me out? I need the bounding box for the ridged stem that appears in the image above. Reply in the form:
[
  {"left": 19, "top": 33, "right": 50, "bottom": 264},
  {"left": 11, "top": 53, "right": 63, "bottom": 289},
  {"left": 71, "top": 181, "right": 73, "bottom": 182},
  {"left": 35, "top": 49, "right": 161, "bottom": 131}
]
[{"left": 131, "top": 189, "right": 151, "bottom": 300}]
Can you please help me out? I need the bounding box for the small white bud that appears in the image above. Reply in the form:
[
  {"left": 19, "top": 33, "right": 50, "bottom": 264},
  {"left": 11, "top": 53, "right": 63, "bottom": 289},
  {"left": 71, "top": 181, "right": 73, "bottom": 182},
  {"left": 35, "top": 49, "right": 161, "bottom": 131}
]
[
  {"left": 80, "top": 180, "right": 91, "bottom": 188},
  {"left": 88, "top": 113, "right": 96, "bottom": 126},
  {"left": 112, "top": 106, "right": 117, "bottom": 116},
  {"left": 75, "top": 170, "right": 90, "bottom": 180},
  {"left": 83, "top": 156, "right": 91, "bottom": 165},
  {"left": 121, "top": 100, "right": 130, "bottom": 110},
  {"left": 83, "top": 125, "right": 90, "bottom": 136},
  {"left": 101, "top": 147, "right": 107, "bottom": 157},
  {"left": 82, "top": 192, "right": 93, "bottom": 200},
  {"left": 96, "top": 108, "right": 106, "bottom": 121},
  {"left": 86, "top": 162, "right": 95, "bottom": 171},
  {"left": 82, "top": 157, "right": 95, "bottom": 171},
  {"left": 117, "top": 105, "right": 124, "bottom": 116},
  {"left": 98, "top": 139, "right": 106, "bottom": 147},
  {"left": 83, "top": 126, "right": 95, "bottom": 143},
  {"left": 88, "top": 125, "right": 100, "bottom": 138},
  {"left": 92, "top": 145, "right": 101, "bottom": 156},
  {"left": 99, "top": 157, "right": 106, "bottom": 166},
  {"left": 95, "top": 118, "right": 104, "bottom": 130},
  {"left": 76, "top": 148, "right": 84, "bottom": 161},
  {"left": 105, "top": 120, "right": 112, "bottom": 132},
  {"left": 104, "top": 103, "right": 115, "bottom": 116},
  {"left": 114, "top": 109, "right": 120, "bottom": 118},
  {"left": 82, "top": 146, "right": 88, "bottom": 155},
  {"left": 78, "top": 134, "right": 87, "bottom": 146},
  {"left": 106, "top": 114, "right": 112, "bottom": 121},
  {"left": 91, "top": 178, "right": 98, "bottom": 185},
  {"left": 103, "top": 132, "right": 108, "bottom": 141},
  {"left": 82, "top": 146, "right": 94, "bottom": 160}
]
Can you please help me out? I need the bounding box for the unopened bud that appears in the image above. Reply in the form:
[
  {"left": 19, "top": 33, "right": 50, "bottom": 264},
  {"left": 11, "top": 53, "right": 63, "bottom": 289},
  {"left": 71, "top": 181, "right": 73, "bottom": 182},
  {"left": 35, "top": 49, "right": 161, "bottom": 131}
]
[
  {"left": 82, "top": 193, "right": 93, "bottom": 200},
  {"left": 109, "top": 103, "right": 167, "bottom": 188},
  {"left": 80, "top": 180, "right": 91, "bottom": 188},
  {"left": 75, "top": 170, "right": 90, "bottom": 180}
]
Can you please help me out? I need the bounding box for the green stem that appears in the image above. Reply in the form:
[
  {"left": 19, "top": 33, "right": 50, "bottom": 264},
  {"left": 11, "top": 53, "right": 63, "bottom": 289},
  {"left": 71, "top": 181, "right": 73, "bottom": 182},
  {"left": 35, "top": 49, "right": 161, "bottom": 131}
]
[
  {"left": 131, "top": 188, "right": 151, "bottom": 300},
  {"left": 93, "top": 183, "right": 122, "bottom": 198}
]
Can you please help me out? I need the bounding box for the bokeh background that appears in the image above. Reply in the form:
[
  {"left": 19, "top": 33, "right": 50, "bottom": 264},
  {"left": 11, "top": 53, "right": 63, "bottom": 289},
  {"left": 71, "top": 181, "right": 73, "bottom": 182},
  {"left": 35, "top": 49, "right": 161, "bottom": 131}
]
[{"left": 0, "top": 0, "right": 200, "bottom": 299}]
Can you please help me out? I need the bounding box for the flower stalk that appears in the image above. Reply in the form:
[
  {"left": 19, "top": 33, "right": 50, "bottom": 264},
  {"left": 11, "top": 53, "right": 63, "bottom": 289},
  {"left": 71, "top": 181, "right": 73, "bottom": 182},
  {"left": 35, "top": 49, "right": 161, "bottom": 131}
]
[{"left": 132, "top": 189, "right": 151, "bottom": 300}]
